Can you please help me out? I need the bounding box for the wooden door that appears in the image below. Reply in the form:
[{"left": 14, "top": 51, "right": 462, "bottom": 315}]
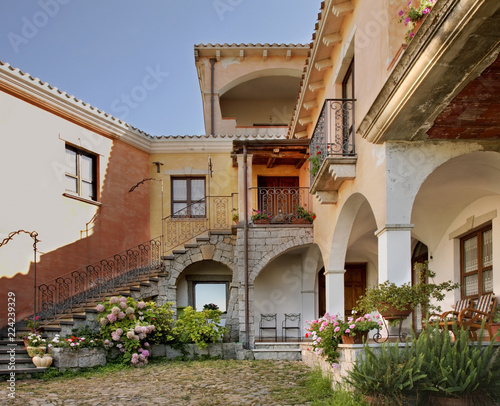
[
  {"left": 344, "top": 263, "right": 367, "bottom": 319},
  {"left": 257, "top": 176, "right": 299, "bottom": 217},
  {"left": 318, "top": 267, "right": 326, "bottom": 318}
]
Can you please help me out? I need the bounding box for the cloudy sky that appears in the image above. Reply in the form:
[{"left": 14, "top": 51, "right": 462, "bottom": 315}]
[{"left": 0, "top": 1, "right": 319, "bottom": 135}]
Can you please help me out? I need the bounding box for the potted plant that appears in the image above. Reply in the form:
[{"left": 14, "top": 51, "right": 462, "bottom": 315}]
[
  {"left": 355, "top": 262, "right": 459, "bottom": 319},
  {"left": 296, "top": 205, "right": 316, "bottom": 223},
  {"left": 25, "top": 332, "right": 46, "bottom": 357},
  {"left": 308, "top": 148, "right": 322, "bottom": 177},
  {"left": 490, "top": 305, "right": 500, "bottom": 342},
  {"left": 232, "top": 208, "right": 239, "bottom": 224},
  {"left": 398, "top": 0, "right": 436, "bottom": 42},
  {"left": 338, "top": 314, "right": 382, "bottom": 344},
  {"left": 251, "top": 209, "right": 271, "bottom": 223},
  {"left": 24, "top": 316, "right": 40, "bottom": 332}
]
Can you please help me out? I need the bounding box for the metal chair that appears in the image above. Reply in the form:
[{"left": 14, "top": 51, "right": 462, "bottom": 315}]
[
  {"left": 259, "top": 313, "right": 277, "bottom": 342},
  {"left": 282, "top": 313, "right": 301, "bottom": 342}
]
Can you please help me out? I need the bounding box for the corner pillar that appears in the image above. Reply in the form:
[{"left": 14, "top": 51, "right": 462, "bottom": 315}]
[
  {"left": 325, "top": 269, "right": 345, "bottom": 316},
  {"left": 375, "top": 224, "right": 413, "bottom": 285}
]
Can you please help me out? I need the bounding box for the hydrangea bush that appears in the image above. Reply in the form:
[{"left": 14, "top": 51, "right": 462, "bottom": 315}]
[{"left": 96, "top": 296, "right": 171, "bottom": 366}]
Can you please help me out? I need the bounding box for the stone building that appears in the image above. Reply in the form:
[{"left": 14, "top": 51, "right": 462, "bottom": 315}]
[{"left": 0, "top": 0, "right": 499, "bottom": 348}]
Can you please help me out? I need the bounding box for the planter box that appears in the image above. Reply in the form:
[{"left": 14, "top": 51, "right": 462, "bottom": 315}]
[{"left": 51, "top": 348, "right": 106, "bottom": 370}]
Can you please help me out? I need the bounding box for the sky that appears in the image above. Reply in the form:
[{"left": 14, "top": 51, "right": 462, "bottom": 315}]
[{"left": 0, "top": 1, "right": 320, "bottom": 136}]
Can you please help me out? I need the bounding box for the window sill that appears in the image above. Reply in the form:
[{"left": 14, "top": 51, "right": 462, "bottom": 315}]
[{"left": 63, "top": 192, "right": 102, "bottom": 207}]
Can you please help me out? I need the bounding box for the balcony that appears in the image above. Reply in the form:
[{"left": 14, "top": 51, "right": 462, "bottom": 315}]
[
  {"left": 309, "top": 99, "right": 357, "bottom": 204},
  {"left": 249, "top": 187, "right": 313, "bottom": 225}
]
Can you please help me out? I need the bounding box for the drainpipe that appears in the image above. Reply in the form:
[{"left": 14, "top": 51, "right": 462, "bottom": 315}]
[
  {"left": 209, "top": 58, "right": 216, "bottom": 136},
  {"left": 243, "top": 145, "right": 250, "bottom": 349}
]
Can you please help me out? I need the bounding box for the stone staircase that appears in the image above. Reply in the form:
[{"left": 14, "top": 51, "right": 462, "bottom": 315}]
[
  {"left": 252, "top": 342, "right": 302, "bottom": 361},
  {"left": 0, "top": 338, "right": 48, "bottom": 377}
]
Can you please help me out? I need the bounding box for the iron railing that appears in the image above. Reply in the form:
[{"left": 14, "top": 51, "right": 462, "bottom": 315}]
[
  {"left": 309, "top": 98, "right": 356, "bottom": 180},
  {"left": 163, "top": 195, "right": 235, "bottom": 253},
  {"left": 250, "top": 187, "right": 312, "bottom": 221},
  {"left": 37, "top": 237, "right": 162, "bottom": 321}
]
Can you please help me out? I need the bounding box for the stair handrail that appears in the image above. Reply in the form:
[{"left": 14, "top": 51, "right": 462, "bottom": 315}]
[
  {"left": 37, "top": 236, "right": 162, "bottom": 321},
  {"left": 163, "top": 194, "right": 235, "bottom": 254}
]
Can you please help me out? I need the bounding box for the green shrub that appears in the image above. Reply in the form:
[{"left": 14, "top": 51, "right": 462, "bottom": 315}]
[
  {"left": 345, "top": 340, "right": 426, "bottom": 404},
  {"left": 173, "top": 306, "right": 227, "bottom": 348},
  {"left": 414, "top": 323, "right": 500, "bottom": 400},
  {"left": 345, "top": 323, "right": 500, "bottom": 404}
]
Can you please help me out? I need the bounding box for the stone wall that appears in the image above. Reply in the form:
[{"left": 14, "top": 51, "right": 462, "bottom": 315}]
[
  {"left": 51, "top": 348, "right": 107, "bottom": 371},
  {"left": 300, "top": 342, "right": 391, "bottom": 388}
]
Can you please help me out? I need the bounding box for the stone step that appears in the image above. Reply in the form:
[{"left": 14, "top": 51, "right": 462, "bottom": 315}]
[
  {"left": 252, "top": 348, "right": 302, "bottom": 361},
  {"left": 184, "top": 243, "right": 199, "bottom": 248},
  {"left": 209, "top": 230, "right": 232, "bottom": 236},
  {"left": 172, "top": 249, "right": 187, "bottom": 255},
  {"left": 0, "top": 366, "right": 47, "bottom": 375},
  {"left": 196, "top": 237, "right": 210, "bottom": 243}
]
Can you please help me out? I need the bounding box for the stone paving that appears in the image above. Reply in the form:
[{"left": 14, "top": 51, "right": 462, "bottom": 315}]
[{"left": 0, "top": 360, "right": 313, "bottom": 406}]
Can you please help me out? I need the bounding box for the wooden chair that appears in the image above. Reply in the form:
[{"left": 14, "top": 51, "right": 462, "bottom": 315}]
[
  {"left": 458, "top": 293, "right": 497, "bottom": 340},
  {"left": 431, "top": 293, "right": 497, "bottom": 340},
  {"left": 428, "top": 298, "right": 471, "bottom": 325},
  {"left": 282, "top": 313, "right": 301, "bottom": 342},
  {"left": 259, "top": 314, "right": 277, "bottom": 342}
]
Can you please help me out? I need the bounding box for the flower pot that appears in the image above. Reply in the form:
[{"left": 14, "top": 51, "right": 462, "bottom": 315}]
[
  {"left": 378, "top": 304, "right": 412, "bottom": 319},
  {"left": 253, "top": 219, "right": 270, "bottom": 224},
  {"left": 341, "top": 331, "right": 368, "bottom": 344},
  {"left": 490, "top": 323, "right": 500, "bottom": 342},
  {"left": 32, "top": 354, "right": 53, "bottom": 368},
  {"left": 26, "top": 346, "right": 46, "bottom": 357},
  {"left": 428, "top": 395, "right": 474, "bottom": 405}
]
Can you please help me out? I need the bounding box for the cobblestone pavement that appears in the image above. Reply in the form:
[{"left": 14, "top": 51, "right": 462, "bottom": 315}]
[{"left": 0, "top": 360, "right": 313, "bottom": 406}]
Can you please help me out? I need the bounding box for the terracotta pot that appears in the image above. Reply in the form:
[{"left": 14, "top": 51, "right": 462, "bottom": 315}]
[
  {"left": 342, "top": 331, "right": 368, "bottom": 344},
  {"left": 378, "top": 304, "right": 412, "bottom": 319},
  {"left": 253, "top": 219, "right": 270, "bottom": 224},
  {"left": 490, "top": 323, "right": 500, "bottom": 342},
  {"left": 428, "top": 395, "right": 474, "bottom": 405}
]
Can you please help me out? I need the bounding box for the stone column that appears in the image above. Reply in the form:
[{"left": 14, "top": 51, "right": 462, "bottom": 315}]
[
  {"left": 301, "top": 290, "right": 315, "bottom": 334},
  {"left": 375, "top": 224, "right": 414, "bottom": 285},
  {"left": 325, "top": 269, "right": 345, "bottom": 316}
]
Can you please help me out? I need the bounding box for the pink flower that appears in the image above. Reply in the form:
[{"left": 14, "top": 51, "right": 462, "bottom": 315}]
[
  {"left": 96, "top": 304, "right": 105, "bottom": 312},
  {"left": 422, "top": 7, "right": 430, "bottom": 14},
  {"left": 405, "top": 17, "right": 411, "bottom": 25},
  {"left": 109, "top": 296, "right": 119, "bottom": 304},
  {"left": 334, "top": 327, "right": 340, "bottom": 333},
  {"left": 142, "top": 350, "right": 149, "bottom": 358},
  {"left": 398, "top": 9, "right": 404, "bottom": 16},
  {"left": 345, "top": 328, "right": 351, "bottom": 334},
  {"left": 332, "top": 363, "right": 339, "bottom": 369},
  {"left": 118, "top": 312, "right": 126, "bottom": 320},
  {"left": 107, "top": 313, "right": 117, "bottom": 323},
  {"left": 350, "top": 324, "right": 356, "bottom": 329},
  {"left": 409, "top": 31, "right": 415, "bottom": 38},
  {"left": 137, "top": 301, "right": 146, "bottom": 309}
]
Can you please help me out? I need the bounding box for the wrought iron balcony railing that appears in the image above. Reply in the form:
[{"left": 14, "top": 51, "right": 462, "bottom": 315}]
[
  {"left": 309, "top": 99, "right": 356, "bottom": 179},
  {"left": 163, "top": 195, "right": 235, "bottom": 253},
  {"left": 250, "top": 187, "right": 313, "bottom": 222},
  {"left": 38, "top": 237, "right": 162, "bottom": 321}
]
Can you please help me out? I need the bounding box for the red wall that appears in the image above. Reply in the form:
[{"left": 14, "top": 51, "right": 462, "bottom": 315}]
[{"left": 0, "top": 139, "right": 151, "bottom": 327}]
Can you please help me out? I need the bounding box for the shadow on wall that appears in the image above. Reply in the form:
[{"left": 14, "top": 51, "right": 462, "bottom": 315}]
[{"left": 0, "top": 140, "right": 151, "bottom": 327}]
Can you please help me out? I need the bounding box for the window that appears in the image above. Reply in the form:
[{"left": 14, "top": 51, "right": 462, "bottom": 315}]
[
  {"left": 461, "top": 224, "right": 493, "bottom": 299},
  {"left": 194, "top": 282, "right": 228, "bottom": 312},
  {"left": 65, "top": 144, "right": 97, "bottom": 201},
  {"left": 171, "top": 177, "right": 206, "bottom": 217}
]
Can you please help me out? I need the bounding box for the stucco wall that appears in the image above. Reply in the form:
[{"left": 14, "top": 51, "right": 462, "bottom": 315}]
[{"left": 0, "top": 90, "right": 150, "bottom": 326}]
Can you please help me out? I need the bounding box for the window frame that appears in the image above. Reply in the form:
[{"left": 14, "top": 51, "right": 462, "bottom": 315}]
[
  {"left": 64, "top": 144, "right": 98, "bottom": 202},
  {"left": 170, "top": 177, "right": 206, "bottom": 218},
  {"left": 460, "top": 223, "right": 493, "bottom": 300}
]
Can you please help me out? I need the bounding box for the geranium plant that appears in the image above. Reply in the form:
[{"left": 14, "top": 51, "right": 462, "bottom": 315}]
[
  {"left": 398, "top": 0, "right": 436, "bottom": 42},
  {"left": 26, "top": 332, "right": 46, "bottom": 347},
  {"left": 24, "top": 316, "right": 40, "bottom": 332},
  {"left": 308, "top": 148, "right": 322, "bottom": 177},
  {"left": 203, "top": 303, "right": 219, "bottom": 311},
  {"left": 305, "top": 313, "right": 381, "bottom": 366},
  {"left": 296, "top": 205, "right": 316, "bottom": 222},
  {"left": 251, "top": 209, "right": 271, "bottom": 222}
]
